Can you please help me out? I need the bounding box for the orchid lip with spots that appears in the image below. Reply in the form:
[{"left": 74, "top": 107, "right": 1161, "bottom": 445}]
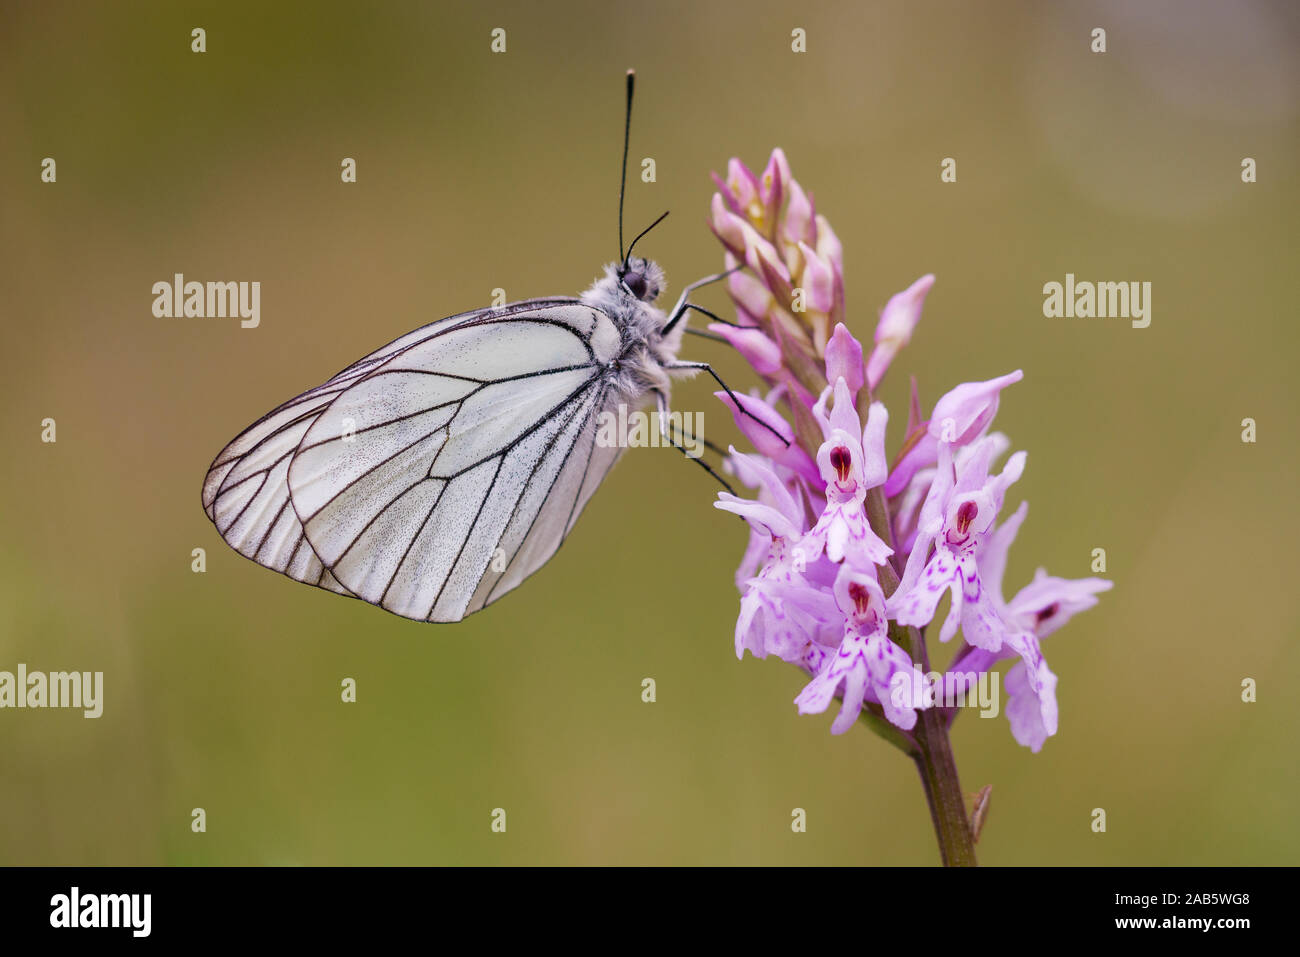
[{"left": 704, "top": 149, "right": 1110, "bottom": 866}]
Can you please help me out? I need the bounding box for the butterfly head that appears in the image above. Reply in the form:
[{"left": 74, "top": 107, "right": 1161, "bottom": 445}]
[{"left": 616, "top": 256, "right": 664, "bottom": 303}]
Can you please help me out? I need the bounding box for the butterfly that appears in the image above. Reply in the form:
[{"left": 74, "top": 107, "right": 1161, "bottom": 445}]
[{"left": 201, "top": 71, "right": 780, "bottom": 623}]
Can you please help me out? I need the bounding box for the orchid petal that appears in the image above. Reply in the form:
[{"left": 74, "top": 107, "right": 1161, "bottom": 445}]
[
  {"left": 860, "top": 401, "right": 889, "bottom": 489},
  {"left": 980, "top": 501, "right": 1029, "bottom": 607},
  {"left": 929, "top": 370, "right": 1023, "bottom": 446},
  {"left": 1007, "top": 570, "right": 1113, "bottom": 639},
  {"left": 957, "top": 553, "right": 1009, "bottom": 651},
  {"left": 828, "top": 376, "right": 861, "bottom": 437}
]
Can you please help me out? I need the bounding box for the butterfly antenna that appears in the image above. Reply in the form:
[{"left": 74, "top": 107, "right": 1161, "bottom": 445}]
[
  {"left": 618, "top": 69, "right": 635, "bottom": 264},
  {"left": 623, "top": 210, "right": 669, "bottom": 268}
]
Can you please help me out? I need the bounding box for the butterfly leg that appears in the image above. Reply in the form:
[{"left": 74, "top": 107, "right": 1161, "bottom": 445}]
[
  {"left": 677, "top": 302, "right": 759, "bottom": 329},
  {"left": 654, "top": 389, "right": 736, "bottom": 494},
  {"left": 683, "top": 326, "right": 731, "bottom": 344},
  {"left": 661, "top": 266, "right": 745, "bottom": 334},
  {"left": 664, "top": 360, "right": 791, "bottom": 448},
  {"left": 665, "top": 420, "right": 728, "bottom": 458}
]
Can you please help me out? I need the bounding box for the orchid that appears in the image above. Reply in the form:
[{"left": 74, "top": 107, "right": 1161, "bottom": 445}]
[
  {"left": 716, "top": 449, "right": 827, "bottom": 663},
  {"left": 794, "top": 565, "right": 919, "bottom": 734},
  {"left": 802, "top": 380, "right": 893, "bottom": 570},
  {"left": 704, "top": 149, "right": 1110, "bottom": 865},
  {"left": 889, "top": 436, "right": 1026, "bottom": 650},
  {"left": 946, "top": 502, "right": 1115, "bottom": 752}
]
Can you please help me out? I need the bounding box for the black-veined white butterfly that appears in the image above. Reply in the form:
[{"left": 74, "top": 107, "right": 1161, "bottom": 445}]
[{"left": 202, "top": 71, "right": 776, "bottom": 623}]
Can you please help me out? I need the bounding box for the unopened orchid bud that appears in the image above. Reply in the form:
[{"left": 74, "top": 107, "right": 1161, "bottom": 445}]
[
  {"left": 728, "top": 267, "right": 776, "bottom": 323},
  {"left": 814, "top": 214, "right": 843, "bottom": 279},
  {"left": 710, "top": 172, "right": 741, "bottom": 215},
  {"left": 824, "top": 323, "right": 866, "bottom": 399},
  {"left": 760, "top": 148, "right": 790, "bottom": 226},
  {"left": 798, "top": 243, "right": 836, "bottom": 315},
  {"left": 709, "top": 193, "right": 750, "bottom": 257},
  {"left": 714, "top": 389, "right": 819, "bottom": 484},
  {"left": 866, "top": 274, "right": 935, "bottom": 391},
  {"left": 708, "top": 323, "right": 783, "bottom": 377},
  {"left": 725, "top": 158, "right": 763, "bottom": 220},
  {"left": 783, "top": 180, "right": 817, "bottom": 252},
  {"left": 753, "top": 239, "right": 793, "bottom": 299}
]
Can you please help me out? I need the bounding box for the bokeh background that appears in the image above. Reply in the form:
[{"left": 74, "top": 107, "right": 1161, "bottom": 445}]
[{"left": 2, "top": 0, "right": 1297, "bottom": 865}]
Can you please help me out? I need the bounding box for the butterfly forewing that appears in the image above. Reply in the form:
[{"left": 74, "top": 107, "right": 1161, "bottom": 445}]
[{"left": 200, "top": 299, "right": 549, "bottom": 529}]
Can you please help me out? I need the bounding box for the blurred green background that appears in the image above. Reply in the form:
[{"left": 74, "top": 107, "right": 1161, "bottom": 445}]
[{"left": 1, "top": 0, "right": 1297, "bottom": 865}]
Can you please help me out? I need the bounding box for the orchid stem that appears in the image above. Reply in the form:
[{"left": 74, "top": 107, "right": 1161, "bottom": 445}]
[{"left": 911, "top": 706, "right": 978, "bottom": 866}]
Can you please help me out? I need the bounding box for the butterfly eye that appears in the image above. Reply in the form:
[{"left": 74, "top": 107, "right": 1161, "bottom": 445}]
[{"left": 623, "top": 271, "right": 648, "bottom": 299}]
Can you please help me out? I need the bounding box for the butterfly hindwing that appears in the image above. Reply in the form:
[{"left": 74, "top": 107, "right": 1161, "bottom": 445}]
[
  {"left": 466, "top": 379, "right": 623, "bottom": 616},
  {"left": 202, "top": 377, "right": 361, "bottom": 596}
]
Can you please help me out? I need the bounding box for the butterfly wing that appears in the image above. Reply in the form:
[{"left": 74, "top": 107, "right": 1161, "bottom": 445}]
[
  {"left": 201, "top": 299, "right": 580, "bottom": 599},
  {"left": 201, "top": 378, "right": 356, "bottom": 596},
  {"left": 204, "top": 299, "right": 628, "bottom": 622},
  {"left": 198, "top": 349, "right": 419, "bottom": 597}
]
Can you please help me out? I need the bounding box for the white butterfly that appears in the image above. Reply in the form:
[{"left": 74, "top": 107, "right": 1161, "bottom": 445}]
[{"left": 201, "top": 72, "right": 775, "bottom": 623}]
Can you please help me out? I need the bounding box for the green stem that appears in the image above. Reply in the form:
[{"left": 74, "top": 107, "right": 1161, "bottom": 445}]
[{"left": 911, "top": 703, "right": 978, "bottom": 865}]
